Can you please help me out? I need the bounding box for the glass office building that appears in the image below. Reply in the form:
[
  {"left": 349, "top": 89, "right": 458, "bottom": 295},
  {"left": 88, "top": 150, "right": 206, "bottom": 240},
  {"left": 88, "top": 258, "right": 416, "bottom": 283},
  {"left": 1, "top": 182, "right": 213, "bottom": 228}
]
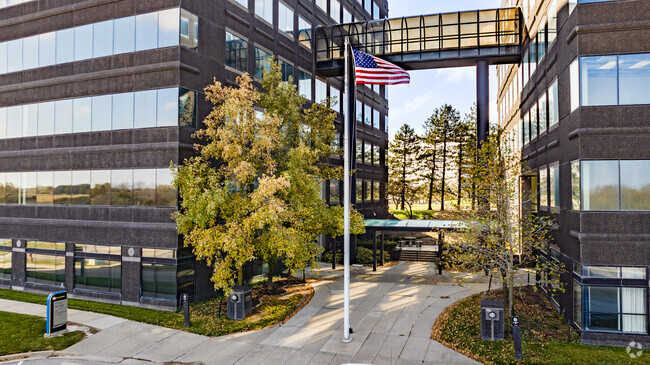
[
  {"left": 497, "top": 0, "right": 650, "bottom": 347},
  {"left": 0, "top": 0, "right": 389, "bottom": 308}
]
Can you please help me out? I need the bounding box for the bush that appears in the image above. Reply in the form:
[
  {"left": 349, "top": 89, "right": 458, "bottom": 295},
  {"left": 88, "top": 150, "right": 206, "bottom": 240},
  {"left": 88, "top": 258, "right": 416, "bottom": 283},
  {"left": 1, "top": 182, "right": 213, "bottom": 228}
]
[
  {"left": 356, "top": 247, "right": 391, "bottom": 265},
  {"left": 358, "top": 240, "right": 398, "bottom": 252},
  {"left": 320, "top": 250, "right": 343, "bottom": 264}
]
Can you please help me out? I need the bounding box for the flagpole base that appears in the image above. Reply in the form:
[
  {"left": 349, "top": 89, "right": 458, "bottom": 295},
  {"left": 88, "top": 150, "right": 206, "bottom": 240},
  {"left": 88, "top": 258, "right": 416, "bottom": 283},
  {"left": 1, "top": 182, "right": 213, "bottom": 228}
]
[{"left": 342, "top": 336, "right": 352, "bottom": 343}]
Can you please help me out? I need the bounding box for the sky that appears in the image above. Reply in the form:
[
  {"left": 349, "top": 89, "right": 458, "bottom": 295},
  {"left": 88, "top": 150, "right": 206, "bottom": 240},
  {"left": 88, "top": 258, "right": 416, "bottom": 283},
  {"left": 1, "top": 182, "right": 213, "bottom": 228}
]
[{"left": 385, "top": 0, "right": 502, "bottom": 139}]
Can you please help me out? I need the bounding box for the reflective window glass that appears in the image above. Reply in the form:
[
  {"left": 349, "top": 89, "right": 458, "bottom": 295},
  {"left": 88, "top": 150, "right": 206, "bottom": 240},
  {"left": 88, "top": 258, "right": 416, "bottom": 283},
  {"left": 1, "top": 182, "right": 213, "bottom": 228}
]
[
  {"left": 7, "top": 39, "right": 22, "bottom": 73},
  {"left": 7, "top": 106, "right": 21, "bottom": 138},
  {"left": 330, "top": 0, "right": 340, "bottom": 22},
  {"left": 0, "top": 108, "right": 5, "bottom": 139},
  {"left": 180, "top": 10, "right": 198, "bottom": 49},
  {"left": 547, "top": 0, "right": 557, "bottom": 45},
  {"left": 0, "top": 250, "right": 10, "bottom": 280},
  {"left": 581, "top": 55, "right": 618, "bottom": 106},
  {"left": 298, "top": 17, "right": 311, "bottom": 49},
  {"left": 582, "top": 160, "right": 619, "bottom": 211},
  {"left": 74, "top": 24, "right": 93, "bottom": 61},
  {"left": 571, "top": 160, "right": 580, "bottom": 210},
  {"left": 53, "top": 170, "right": 72, "bottom": 205},
  {"left": 356, "top": 140, "right": 363, "bottom": 163},
  {"left": 38, "top": 102, "right": 55, "bottom": 136},
  {"left": 570, "top": 59, "right": 580, "bottom": 112},
  {"left": 134, "top": 169, "right": 156, "bottom": 206},
  {"left": 549, "top": 80, "right": 559, "bottom": 127},
  {"left": 364, "top": 104, "right": 371, "bottom": 125},
  {"left": 91, "top": 95, "right": 112, "bottom": 132},
  {"left": 315, "top": 78, "right": 327, "bottom": 103},
  {"left": 156, "top": 169, "right": 176, "bottom": 207},
  {"left": 75, "top": 258, "right": 121, "bottom": 293},
  {"left": 0, "top": 173, "right": 5, "bottom": 204},
  {"left": 373, "top": 109, "right": 379, "bottom": 129},
  {"left": 39, "top": 32, "right": 56, "bottom": 67},
  {"left": 21, "top": 171, "right": 37, "bottom": 204},
  {"left": 55, "top": 99, "right": 73, "bottom": 135},
  {"left": 90, "top": 170, "right": 111, "bottom": 205},
  {"left": 329, "top": 179, "right": 340, "bottom": 203},
  {"left": 112, "top": 92, "right": 134, "bottom": 130},
  {"left": 114, "top": 16, "right": 135, "bottom": 54},
  {"left": 36, "top": 171, "right": 54, "bottom": 205},
  {"left": 26, "top": 254, "right": 65, "bottom": 287},
  {"left": 538, "top": 92, "right": 547, "bottom": 134},
  {"left": 254, "top": 47, "right": 271, "bottom": 79},
  {"left": 134, "top": 90, "right": 157, "bottom": 128},
  {"left": 550, "top": 164, "right": 559, "bottom": 209},
  {"left": 111, "top": 169, "right": 133, "bottom": 206},
  {"left": 255, "top": 0, "right": 273, "bottom": 23},
  {"left": 279, "top": 2, "right": 294, "bottom": 36},
  {"left": 73, "top": 97, "right": 92, "bottom": 133},
  {"left": 6, "top": 173, "right": 20, "bottom": 204},
  {"left": 356, "top": 101, "right": 363, "bottom": 123},
  {"left": 158, "top": 8, "right": 180, "bottom": 48},
  {"left": 618, "top": 53, "right": 650, "bottom": 105},
  {"left": 298, "top": 69, "right": 311, "bottom": 99},
  {"left": 316, "top": 0, "right": 326, "bottom": 12},
  {"left": 136, "top": 12, "right": 158, "bottom": 51},
  {"left": 141, "top": 263, "right": 176, "bottom": 300},
  {"left": 373, "top": 145, "right": 380, "bottom": 165},
  {"left": 22, "top": 104, "right": 37, "bottom": 137},
  {"left": 620, "top": 160, "right": 650, "bottom": 210},
  {"left": 540, "top": 167, "right": 548, "bottom": 209},
  {"left": 157, "top": 88, "right": 178, "bottom": 127},
  {"left": 356, "top": 179, "right": 362, "bottom": 202},
  {"left": 374, "top": 2, "right": 380, "bottom": 19},
  {"left": 23, "top": 35, "right": 38, "bottom": 70},
  {"left": 93, "top": 20, "right": 114, "bottom": 58},
  {"left": 55, "top": 28, "right": 74, "bottom": 64},
  {"left": 179, "top": 89, "right": 196, "bottom": 127},
  {"left": 233, "top": 0, "right": 247, "bottom": 7},
  {"left": 537, "top": 24, "right": 546, "bottom": 61},
  {"left": 71, "top": 170, "right": 90, "bottom": 205},
  {"left": 0, "top": 42, "right": 6, "bottom": 74},
  {"left": 343, "top": 8, "right": 352, "bottom": 23},
  {"left": 280, "top": 60, "right": 294, "bottom": 82},
  {"left": 225, "top": 31, "right": 247, "bottom": 72}
]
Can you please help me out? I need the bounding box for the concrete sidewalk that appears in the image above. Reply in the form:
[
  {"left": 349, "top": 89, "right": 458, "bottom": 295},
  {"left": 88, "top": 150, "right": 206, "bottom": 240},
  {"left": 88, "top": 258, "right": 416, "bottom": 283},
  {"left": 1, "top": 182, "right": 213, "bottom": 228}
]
[{"left": 0, "top": 262, "right": 487, "bottom": 365}]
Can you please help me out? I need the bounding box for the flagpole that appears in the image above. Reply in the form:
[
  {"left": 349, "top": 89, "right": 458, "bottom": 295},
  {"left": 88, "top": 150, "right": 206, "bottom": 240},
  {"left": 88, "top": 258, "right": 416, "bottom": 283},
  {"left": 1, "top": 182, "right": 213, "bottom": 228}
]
[{"left": 342, "top": 36, "right": 352, "bottom": 343}]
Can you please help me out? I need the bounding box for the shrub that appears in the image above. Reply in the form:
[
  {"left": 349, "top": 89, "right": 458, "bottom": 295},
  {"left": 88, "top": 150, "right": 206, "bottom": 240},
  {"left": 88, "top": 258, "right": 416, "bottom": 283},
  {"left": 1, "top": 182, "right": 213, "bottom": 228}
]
[{"left": 356, "top": 247, "right": 392, "bottom": 265}]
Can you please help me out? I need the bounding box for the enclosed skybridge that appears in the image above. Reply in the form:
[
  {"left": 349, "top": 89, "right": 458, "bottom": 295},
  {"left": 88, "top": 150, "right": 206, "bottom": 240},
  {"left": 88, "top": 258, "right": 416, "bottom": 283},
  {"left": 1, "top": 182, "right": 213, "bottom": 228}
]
[{"left": 314, "top": 7, "right": 522, "bottom": 76}]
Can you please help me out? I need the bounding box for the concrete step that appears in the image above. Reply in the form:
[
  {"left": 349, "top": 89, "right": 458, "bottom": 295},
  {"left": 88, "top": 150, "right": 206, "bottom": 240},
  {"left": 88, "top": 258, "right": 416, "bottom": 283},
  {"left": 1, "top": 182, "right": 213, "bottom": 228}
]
[{"left": 398, "top": 250, "right": 438, "bottom": 262}]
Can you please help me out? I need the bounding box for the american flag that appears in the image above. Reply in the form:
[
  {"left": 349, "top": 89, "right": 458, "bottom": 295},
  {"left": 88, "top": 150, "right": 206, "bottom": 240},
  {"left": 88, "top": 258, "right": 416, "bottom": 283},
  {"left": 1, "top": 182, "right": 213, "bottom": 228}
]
[{"left": 352, "top": 49, "right": 410, "bottom": 85}]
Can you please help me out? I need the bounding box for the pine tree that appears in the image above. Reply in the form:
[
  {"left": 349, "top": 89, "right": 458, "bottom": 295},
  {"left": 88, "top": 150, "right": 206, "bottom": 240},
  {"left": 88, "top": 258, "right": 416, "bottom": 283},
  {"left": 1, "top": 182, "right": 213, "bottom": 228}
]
[
  {"left": 425, "top": 105, "right": 460, "bottom": 211},
  {"left": 455, "top": 104, "right": 477, "bottom": 209},
  {"left": 387, "top": 124, "right": 420, "bottom": 217},
  {"left": 418, "top": 132, "right": 437, "bottom": 211}
]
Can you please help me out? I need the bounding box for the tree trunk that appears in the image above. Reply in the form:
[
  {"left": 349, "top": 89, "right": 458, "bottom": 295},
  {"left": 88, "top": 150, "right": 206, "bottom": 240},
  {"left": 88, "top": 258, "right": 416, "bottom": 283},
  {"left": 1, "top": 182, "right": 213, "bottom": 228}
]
[
  {"left": 237, "top": 266, "right": 244, "bottom": 286},
  {"left": 267, "top": 258, "right": 276, "bottom": 290},
  {"left": 427, "top": 152, "right": 436, "bottom": 211},
  {"left": 440, "top": 131, "right": 448, "bottom": 211}
]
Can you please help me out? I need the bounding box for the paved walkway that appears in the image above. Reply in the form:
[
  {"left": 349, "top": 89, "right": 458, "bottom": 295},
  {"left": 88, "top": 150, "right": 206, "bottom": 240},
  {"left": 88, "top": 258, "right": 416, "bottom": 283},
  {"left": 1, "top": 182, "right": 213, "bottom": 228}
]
[{"left": 0, "top": 262, "right": 489, "bottom": 365}]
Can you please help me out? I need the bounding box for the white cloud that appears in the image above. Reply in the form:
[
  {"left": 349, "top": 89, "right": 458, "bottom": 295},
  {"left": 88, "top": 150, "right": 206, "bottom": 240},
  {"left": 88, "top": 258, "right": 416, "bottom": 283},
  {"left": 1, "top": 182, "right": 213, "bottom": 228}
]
[{"left": 436, "top": 67, "right": 475, "bottom": 83}]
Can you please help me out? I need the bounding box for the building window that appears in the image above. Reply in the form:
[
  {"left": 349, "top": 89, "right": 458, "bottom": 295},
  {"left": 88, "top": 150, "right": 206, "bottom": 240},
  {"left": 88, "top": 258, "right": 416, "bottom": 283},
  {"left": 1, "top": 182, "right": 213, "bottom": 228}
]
[
  {"left": 539, "top": 167, "right": 548, "bottom": 210},
  {"left": 373, "top": 109, "right": 379, "bottom": 129},
  {"left": 316, "top": 0, "right": 327, "bottom": 13},
  {"left": 620, "top": 160, "right": 650, "bottom": 210},
  {"left": 529, "top": 37, "right": 537, "bottom": 76},
  {"left": 254, "top": 47, "right": 271, "bottom": 79},
  {"left": 279, "top": 59, "right": 294, "bottom": 82},
  {"left": 356, "top": 101, "right": 363, "bottom": 124},
  {"left": 343, "top": 8, "right": 352, "bottom": 23},
  {"left": 254, "top": 0, "right": 273, "bottom": 24},
  {"left": 0, "top": 88, "right": 197, "bottom": 140},
  {"left": 530, "top": 103, "right": 537, "bottom": 140},
  {"left": 180, "top": 9, "right": 199, "bottom": 49},
  {"left": 364, "top": 104, "right": 371, "bottom": 126},
  {"left": 356, "top": 140, "right": 364, "bottom": 164},
  {"left": 356, "top": 180, "right": 363, "bottom": 202},
  {"left": 0, "top": 8, "right": 195, "bottom": 76},
  {"left": 538, "top": 92, "right": 547, "bottom": 135},
  {"left": 548, "top": 80, "right": 559, "bottom": 127},
  {"left": 142, "top": 263, "right": 177, "bottom": 300},
  {"left": 315, "top": 78, "right": 327, "bottom": 104},
  {"left": 232, "top": 0, "right": 248, "bottom": 8},
  {"left": 364, "top": 143, "right": 372, "bottom": 165},
  {"left": 330, "top": 179, "right": 340, "bottom": 204},
  {"left": 581, "top": 55, "right": 618, "bottom": 106},
  {"left": 364, "top": 180, "right": 371, "bottom": 201},
  {"left": 225, "top": 31, "right": 248, "bottom": 73},
  {"left": 570, "top": 58, "right": 580, "bottom": 112},
  {"left": 547, "top": 0, "right": 557, "bottom": 46},
  {"left": 0, "top": 169, "right": 176, "bottom": 207},
  {"left": 278, "top": 2, "right": 294, "bottom": 36},
  {"left": 298, "top": 16, "right": 312, "bottom": 49},
  {"left": 330, "top": 0, "right": 341, "bottom": 22},
  {"left": 581, "top": 160, "right": 619, "bottom": 211},
  {"left": 298, "top": 69, "right": 311, "bottom": 99},
  {"left": 364, "top": 0, "right": 372, "bottom": 16},
  {"left": 74, "top": 244, "right": 121, "bottom": 294},
  {"left": 372, "top": 145, "right": 380, "bottom": 166},
  {"left": 373, "top": 2, "right": 380, "bottom": 19},
  {"left": 571, "top": 160, "right": 580, "bottom": 210},
  {"left": 0, "top": 239, "right": 11, "bottom": 281},
  {"left": 585, "top": 286, "right": 647, "bottom": 334},
  {"left": 25, "top": 241, "right": 65, "bottom": 288},
  {"left": 574, "top": 281, "right": 583, "bottom": 328},
  {"left": 619, "top": 53, "right": 650, "bottom": 105},
  {"left": 549, "top": 164, "right": 559, "bottom": 209}
]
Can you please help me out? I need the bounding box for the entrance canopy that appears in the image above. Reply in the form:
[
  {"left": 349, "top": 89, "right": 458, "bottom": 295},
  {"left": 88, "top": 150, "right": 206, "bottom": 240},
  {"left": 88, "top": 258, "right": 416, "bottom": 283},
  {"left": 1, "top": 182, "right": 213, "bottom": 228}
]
[
  {"left": 364, "top": 219, "right": 464, "bottom": 232},
  {"left": 315, "top": 7, "right": 522, "bottom": 76}
]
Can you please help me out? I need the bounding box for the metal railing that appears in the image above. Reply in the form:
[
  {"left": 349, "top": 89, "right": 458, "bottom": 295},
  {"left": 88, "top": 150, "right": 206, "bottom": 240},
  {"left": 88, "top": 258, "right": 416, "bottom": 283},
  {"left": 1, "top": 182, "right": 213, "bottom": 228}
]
[{"left": 315, "top": 7, "right": 521, "bottom": 63}]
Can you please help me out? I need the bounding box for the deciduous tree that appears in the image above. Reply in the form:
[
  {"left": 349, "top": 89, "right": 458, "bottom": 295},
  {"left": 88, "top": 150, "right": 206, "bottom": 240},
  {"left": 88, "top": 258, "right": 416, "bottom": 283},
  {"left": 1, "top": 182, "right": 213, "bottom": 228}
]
[{"left": 172, "top": 62, "right": 365, "bottom": 292}]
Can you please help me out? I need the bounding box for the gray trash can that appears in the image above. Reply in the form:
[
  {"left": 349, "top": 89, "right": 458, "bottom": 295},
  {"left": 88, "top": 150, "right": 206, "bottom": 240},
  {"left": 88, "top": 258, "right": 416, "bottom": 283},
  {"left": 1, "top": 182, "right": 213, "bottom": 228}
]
[
  {"left": 481, "top": 300, "right": 504, "bottom": 340},
  {"left": 227, "top": 286, "right": 252, "bottom": 320}
]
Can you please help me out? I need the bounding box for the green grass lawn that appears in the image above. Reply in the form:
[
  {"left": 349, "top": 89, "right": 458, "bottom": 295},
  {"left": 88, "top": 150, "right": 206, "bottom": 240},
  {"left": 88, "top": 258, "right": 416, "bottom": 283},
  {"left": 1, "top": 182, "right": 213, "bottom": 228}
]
[
  {"left": 0, "top": 311, "right": 85, "bottom": 356},
  {"left": 0, "top": 278, "right": 313, "bottom": 337},
  {"left": 432, "top": 286, "right": 650, "bottom": 365}
]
